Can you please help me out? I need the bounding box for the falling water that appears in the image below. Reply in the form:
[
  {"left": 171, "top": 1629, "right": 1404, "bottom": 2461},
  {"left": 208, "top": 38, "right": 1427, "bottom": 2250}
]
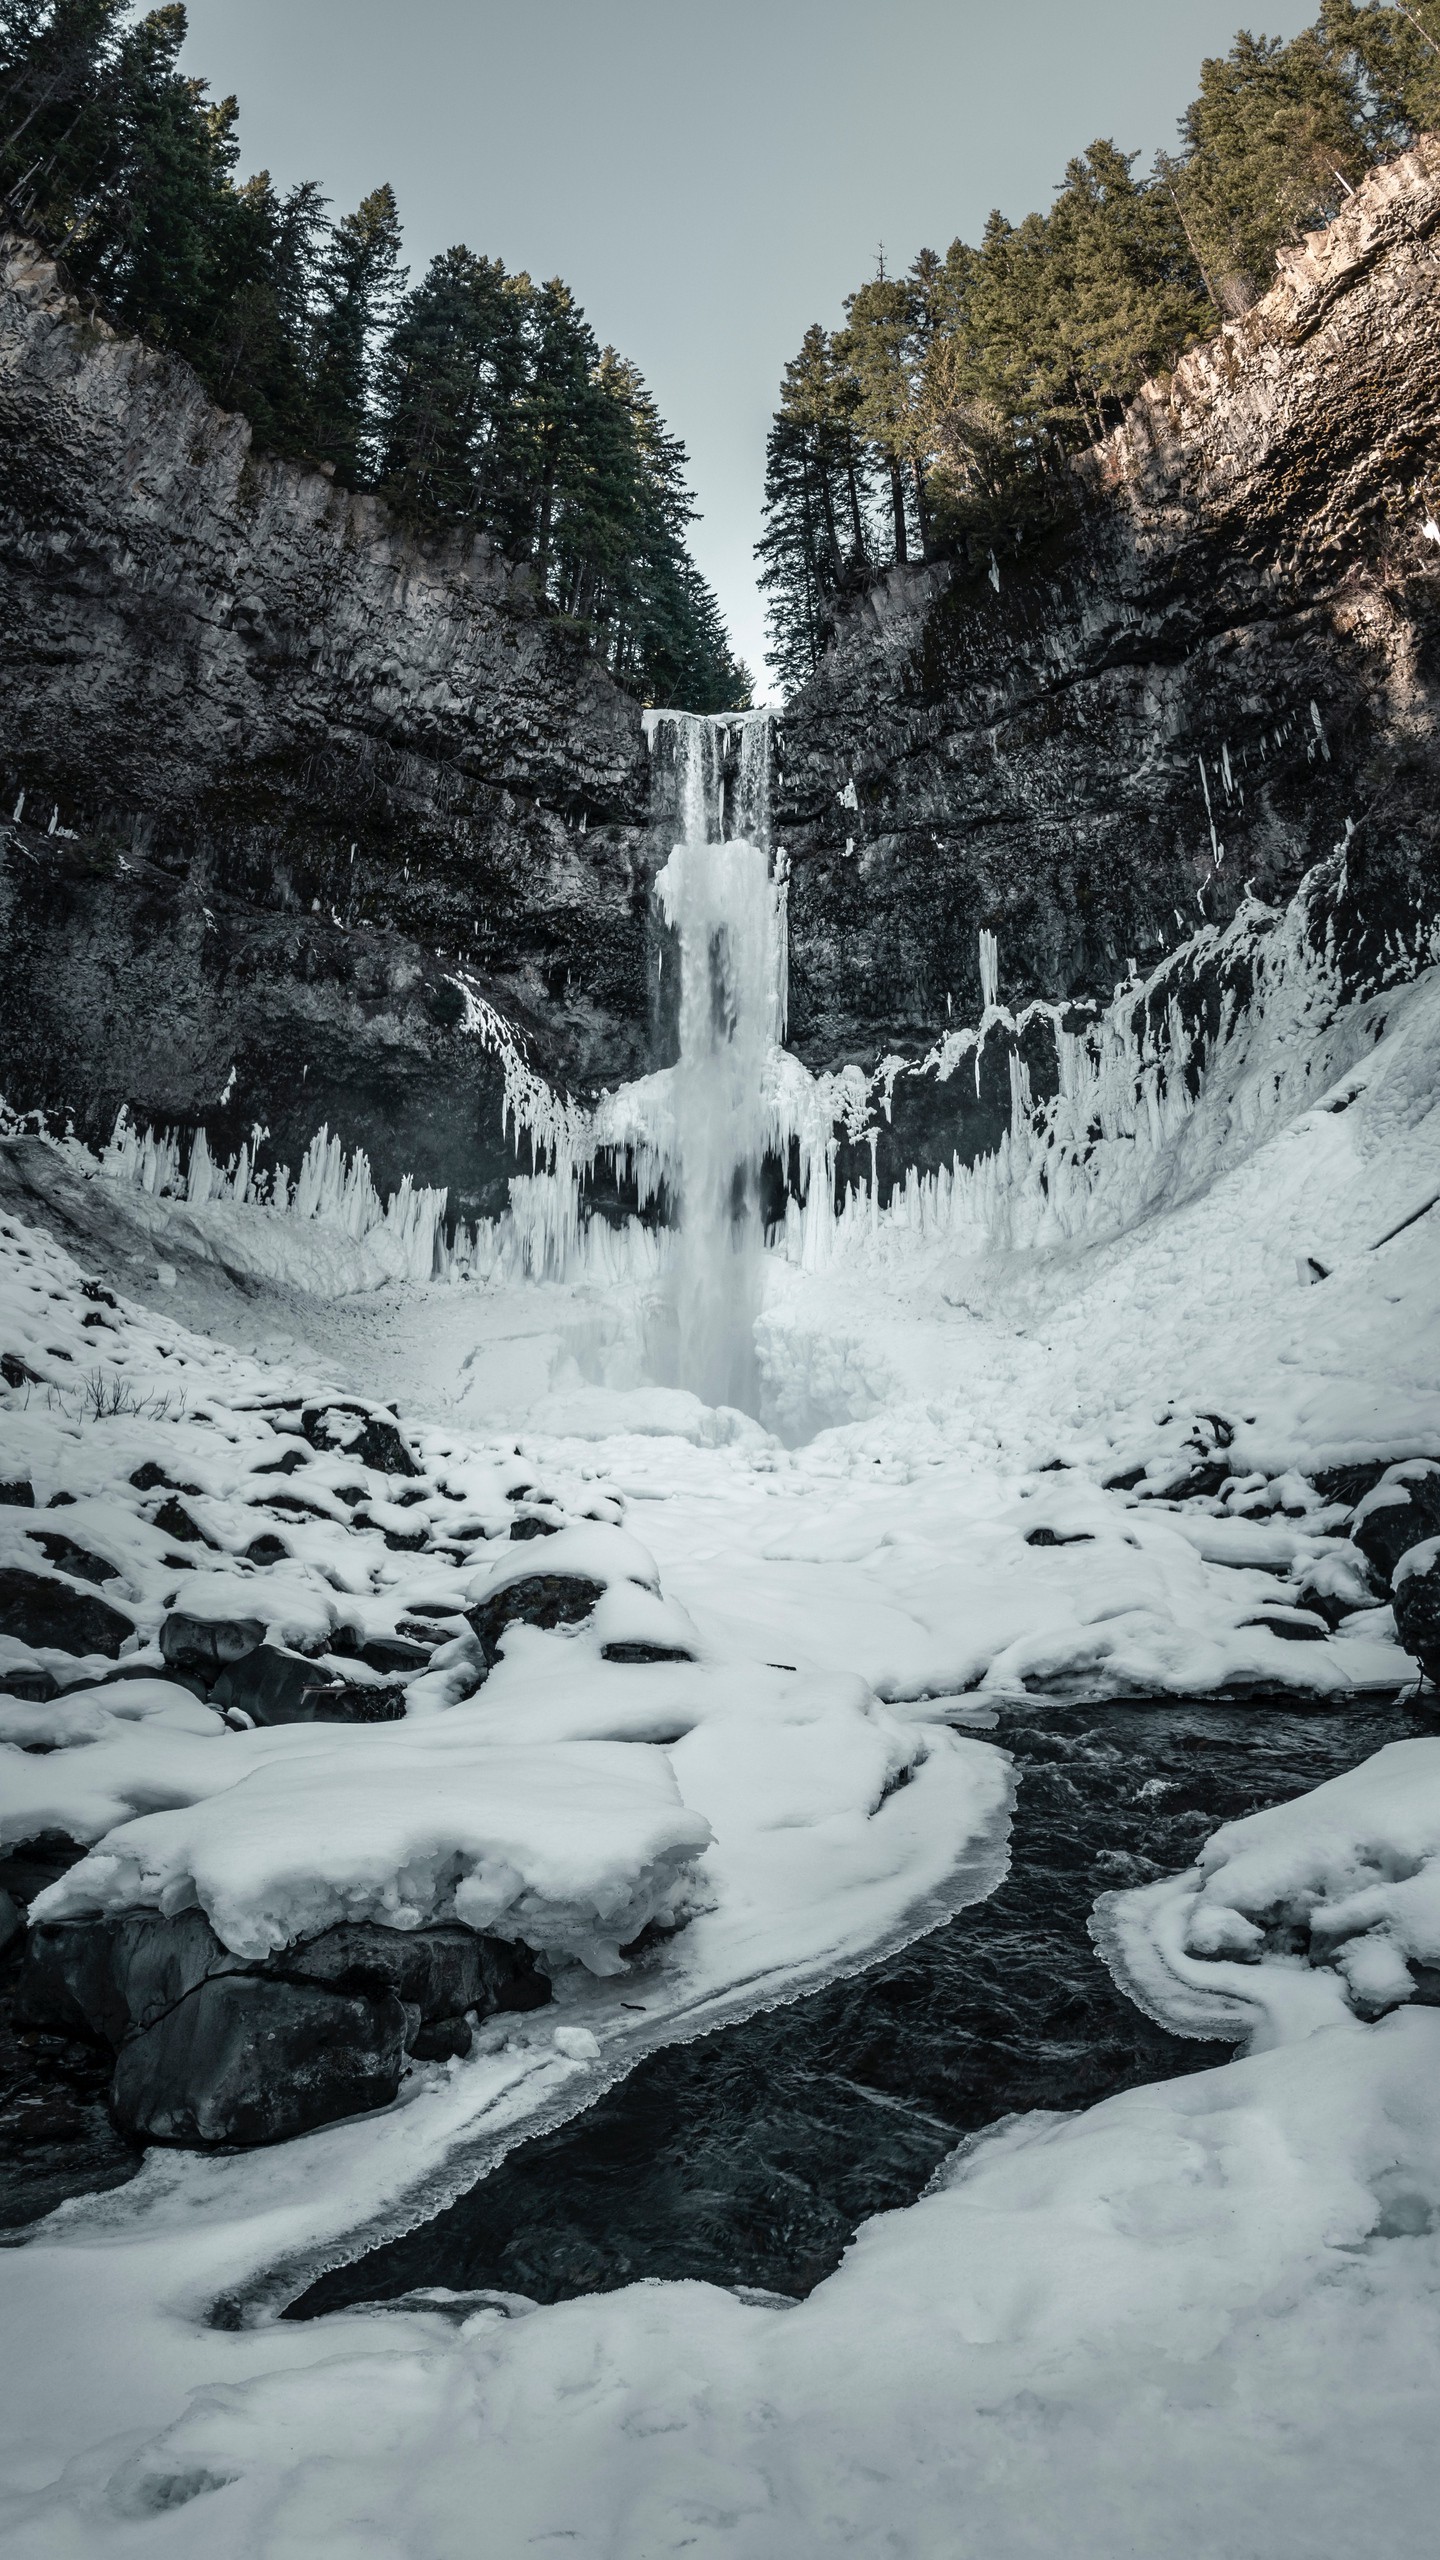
[{"left": 646, "top": 711, "right": 782, "bottom": 1412}]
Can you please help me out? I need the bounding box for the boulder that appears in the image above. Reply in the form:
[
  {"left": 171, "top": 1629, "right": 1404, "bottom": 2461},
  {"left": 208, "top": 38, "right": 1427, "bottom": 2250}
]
[
  {"left": 1393, "top": 1541, "right": 1440, "bottom": 1685},
  {"left": 284, "top": 1919, "right": 549, "bottom": 2019},
  {"left": 0, "top": 1887, "right": 23, "bottom": 1957},
  {"left": 0, "top": 1565, "right": 133, "bottom": 1657},
  {"left": 467, "top": 1573, "right": 607, "bottom": 1668},
  {"left": 1351, "top": 1461, "right": 1440, "bottom": 1585},
  {"left": 112, "top": 1973, "right": 407, "bottom": 2146},
  {"left": 0, "top": 1831, "right": 88, "bottom": 1906},
  {"left": 0, "top": 1478, "right": 34, "bottom": 1506},
  {"left": 209, "top": 1643, "right": 342, "bottom": 1726},
  {"left": 330, "top": 1629, "right": 432, "bottom": 1676},
  {"left": 26, "top": 1529, "right": 120, "bottom": 1585},
  {"left": 15, "top": 1908, "right": 245, "bottom": 2045},
  {"left": 301, "top": 1403, "right": 421, "bottom": 1480},
  {"left": 160, "top": 1610, "right": 266, "bottom": 1674},
  {"left": 601, "top": 1641, "right": 695, "bottom": 1663}
]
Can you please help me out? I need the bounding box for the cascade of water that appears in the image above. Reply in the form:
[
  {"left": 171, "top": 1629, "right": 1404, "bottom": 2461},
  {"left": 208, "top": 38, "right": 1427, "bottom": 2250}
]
[{"left": 647, "top": 710, "right": 781, "bottom": 1411}]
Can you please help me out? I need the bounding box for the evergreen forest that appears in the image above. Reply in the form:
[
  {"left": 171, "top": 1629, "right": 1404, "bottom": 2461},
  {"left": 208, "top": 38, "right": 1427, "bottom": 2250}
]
[
  {"left": 757, "top": 2, "right": 1440, "bottom": 691},
  {"left": 0, "top": 0, "right": 751, "bottom": 711}
]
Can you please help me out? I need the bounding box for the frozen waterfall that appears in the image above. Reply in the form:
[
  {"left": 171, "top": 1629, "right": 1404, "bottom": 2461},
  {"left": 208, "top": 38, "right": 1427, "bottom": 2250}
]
[{"left": 646, "top": 709, "right": 784, "bottom": 1412}]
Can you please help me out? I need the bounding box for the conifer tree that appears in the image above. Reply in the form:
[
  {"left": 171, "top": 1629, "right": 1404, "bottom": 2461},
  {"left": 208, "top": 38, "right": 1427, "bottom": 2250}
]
[{"left": 307, "top": 181, "right": 405, "bottom": 478}]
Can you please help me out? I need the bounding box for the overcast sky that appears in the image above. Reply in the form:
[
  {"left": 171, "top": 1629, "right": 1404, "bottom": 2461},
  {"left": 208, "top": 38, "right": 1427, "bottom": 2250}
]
[{"left": 179, "top": 0, "right": 1314, "bottom": 692}]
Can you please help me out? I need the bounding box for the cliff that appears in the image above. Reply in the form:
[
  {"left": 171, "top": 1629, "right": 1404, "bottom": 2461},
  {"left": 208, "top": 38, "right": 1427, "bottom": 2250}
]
[
  {"left": 778, "top": 138, "right": 1440, "bottom": 1169},
  {"left": 0, "top": 235, "right": 651, "bottom": 1219}
]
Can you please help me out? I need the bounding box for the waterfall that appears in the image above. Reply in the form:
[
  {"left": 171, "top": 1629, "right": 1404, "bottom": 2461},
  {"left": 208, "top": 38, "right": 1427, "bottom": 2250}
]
[{"left": 646, "top": 710, "right": 782, "bottom": 1411}]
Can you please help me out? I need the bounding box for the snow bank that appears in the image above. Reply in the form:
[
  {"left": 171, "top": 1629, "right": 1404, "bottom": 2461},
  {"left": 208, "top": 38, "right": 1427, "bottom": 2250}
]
[
  {"left": 33, "top": 1733, "right": 712, "bottom": 1973},
  {"left": 29, "top": 2012, "right": 1439, "bottom": 2559},
  {"left": 1094, "top": 1736, "right": 1440, "bottom": 2044}
]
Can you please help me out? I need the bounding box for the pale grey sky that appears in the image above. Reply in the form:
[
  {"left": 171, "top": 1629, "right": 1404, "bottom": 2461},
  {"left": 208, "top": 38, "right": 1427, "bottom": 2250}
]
[{"left": 180, "top": 0, "right": 1314, "bottom": 689}]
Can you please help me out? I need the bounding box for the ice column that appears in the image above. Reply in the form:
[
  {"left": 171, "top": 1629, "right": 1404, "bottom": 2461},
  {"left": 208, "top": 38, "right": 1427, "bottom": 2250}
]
[{"left": 649, "top": 711, "right": 781, "bottom": 1412}]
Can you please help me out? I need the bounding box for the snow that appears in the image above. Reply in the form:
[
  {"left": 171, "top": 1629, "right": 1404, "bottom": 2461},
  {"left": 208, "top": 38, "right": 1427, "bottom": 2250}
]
[
  {"left": 1, "top": 825, "right": 1439, "bottom": 2553},
  {"left": 35, "top": 1733, "right": 713, "bottom": 1972},
  {"left": 1094, "top": 1737, "right": 1440, "bottom": 2045}
]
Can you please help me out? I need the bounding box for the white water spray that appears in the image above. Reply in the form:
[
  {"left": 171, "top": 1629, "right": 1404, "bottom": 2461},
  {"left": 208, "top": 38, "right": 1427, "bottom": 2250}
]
[{"left": 647, "top": 711, "right": 782, "bottom": 1410}]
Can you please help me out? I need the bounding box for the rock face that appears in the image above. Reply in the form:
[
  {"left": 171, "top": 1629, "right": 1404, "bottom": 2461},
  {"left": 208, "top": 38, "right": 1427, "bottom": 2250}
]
[
  {"left": 0, "top": 234, "right": 654, "bottom": 1221},
  {"left": 777, "top": 142, "right": 1440, "bottom": 1139},
  {"left": 18, "top": 1904, "right": 552, "bottom": 2147}
]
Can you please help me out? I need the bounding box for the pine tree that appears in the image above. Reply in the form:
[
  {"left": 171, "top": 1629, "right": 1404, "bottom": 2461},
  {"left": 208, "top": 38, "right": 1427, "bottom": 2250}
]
[
  {"left": 1166, "top": 26, "right": 1369, "bottom": 313},
  {"left": 307, "top": 181, "right": 405, "bottom": 479}
]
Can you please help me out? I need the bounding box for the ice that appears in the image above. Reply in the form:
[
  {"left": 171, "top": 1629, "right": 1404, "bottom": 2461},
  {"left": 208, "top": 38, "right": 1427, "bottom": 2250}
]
[
  {"left": 34, "top": 1733, "right": 713, "bottom": 1972},
  {"left": 1094, "top": 1737, "right": 1440, "bottom": 2046},
  {"left": 3, "top": 781, "right": 1440, "bottom": 2551}
]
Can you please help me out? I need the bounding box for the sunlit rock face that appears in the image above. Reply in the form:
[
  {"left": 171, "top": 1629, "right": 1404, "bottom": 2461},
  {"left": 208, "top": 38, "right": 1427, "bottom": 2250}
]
[
  {"left": 777, "top": 139, "right": 1440, "bottom": 1184},
  {"left": 0, "top": 232, "right": 653, "bottom": 1220}
]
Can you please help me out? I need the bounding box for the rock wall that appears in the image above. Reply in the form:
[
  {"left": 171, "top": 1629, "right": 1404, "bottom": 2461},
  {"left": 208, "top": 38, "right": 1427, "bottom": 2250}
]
[
  {"left": 0, "top": 235, "right": 653, "bottom": 1218},
  {"left": 778, "top": 139, "right": 1440, "bottom": 1175}
]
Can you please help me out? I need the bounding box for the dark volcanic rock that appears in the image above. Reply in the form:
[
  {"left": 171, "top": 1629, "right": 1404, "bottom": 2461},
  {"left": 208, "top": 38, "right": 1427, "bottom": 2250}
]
[
  {"left": 0, "top": 234, "right": 656, "bottom": 1217},
  {"left": 160, "top": 1609, "right": 267, "bottom": 1673},
  {"left": 0, "top": 1565, "right": 133, "bottom": 1657},
  {"left": 283, "top": 1920, "right": 549, "bottom": 2019},
  {"left": 1393, "top": 1545, "right": 1440, "bottom": 1685},
  {"left": 26, "top": 1529, "right": 120, "bottom": 1585},
  {"left": 467, "top": 1573, "right": 607, "bottom": 1667},
  {"left": 19, "top": 1906, "right": 550, "bottom": 2152},
  {"left": 300, "top": 1403, "right": 422, "bottom": 1480},
  {"left": 208, "top": 1643, "right": 341, "bottom": 1727},
  {"left": 1351, "top": 1461, "right": 1440, "bottom": 1586},
  {"left": 775, "top": 143, "right": 1440, "bottom": 1186},
  {"left": 111, "top": 1973, "right": 408, "bottom": 2147},
  {"left": 0, "top": 1478, "right": 34, "bottom": 1506}
]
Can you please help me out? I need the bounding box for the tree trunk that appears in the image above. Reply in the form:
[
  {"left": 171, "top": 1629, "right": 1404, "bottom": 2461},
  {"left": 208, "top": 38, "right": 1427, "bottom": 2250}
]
[
  {"left": 845, "top": 439, "right": 868, "bottom": 563},
  {"left": 888, "top": 459, "right": 908, "bottom": 565}
]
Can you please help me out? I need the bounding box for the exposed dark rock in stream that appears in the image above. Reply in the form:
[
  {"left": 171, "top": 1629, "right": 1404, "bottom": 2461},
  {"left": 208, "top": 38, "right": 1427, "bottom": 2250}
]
[{"left": 289, "top": 1695, "right": 1425, "bottom": 2318}]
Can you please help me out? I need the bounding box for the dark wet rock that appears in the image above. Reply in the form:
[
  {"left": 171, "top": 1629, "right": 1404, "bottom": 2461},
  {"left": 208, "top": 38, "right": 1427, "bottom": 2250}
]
[
  {"left": 16, "top": 1908, "right": 245, "bottom": 2047},
  {"left": 0, "top": 1890, "right": 23, "bottom": 1958},
  {"left": 601, "top": 1642, "right": 695, "bottom": 1664},
  {"left": 330, "top": 1629, "right": 432, "bottom": 1677},
  {"left": 1310, "top": 1460, "right": 1396, "bottom": 1509},
  {"left": 1, "top": 1351, "right": 40, "bottom": 1389},
  {"left": 283, "top": 1920, "right": 548, "bottom": 2021},
  {"left": 509, "top": 1514, "right": 562, "bottom": 1542},
  {"left": 130, "top": 1461, "right": 201, "bottom": 1494},
  {"left": 244, "top": 1533, "right": 291, "bottom": 1567},
  {"left": 1239, "top": 1606, "right": 1330, "bottom": 1642},
  {"left": 160, "top": 1610, "right": 266, "bottom": 1674},
  {"left": 0, "top": 1478, "right": 34, "bottom": 1506},
  {"left": 467, "top": 1574, "right": 607, "bottom": 1668},
  {"left": 0, "top": 1565, "right": 133, "bottom": 1657},
  {"left": 0, "top": 1660, "right": 58, "bottom": 1701},
  {"left": 0, "top": 1832, "right": 88, "bottom": 1905},
  {"left": 1351, "top": 1461, "right": 1440, "bottom": 1585},
  {"left": 1024, "top": 1527, "right": 1095, "bottom": 1548},
  {"left": 251, "top": 1448, "right": 310, "bottom": 1478},
  {"left": 17, "top": 1905, "right": 548, "bottom": 2152},
  {"left": 208, "top": 1643, "right": 340, "bottom": 1727},
  {"left": 408, "top": 2015, "right": 473, "bottom": 2062},
  {"left": 1393, "top": 1545, "right": 1440, "bottom": 1684},
  {"left": 313, "top": 1682, "right": 407, "bottom": 1724},
  {"left": 153, "top": 1495, "right": 216, "bottom": 1547},
  {"left": 25, "top": 1529, "right": 119, "bottom": 1586},
  {"left": 301, "top": 1404, "right": 422, "bottom": 1480},
  {"left": 112, "top": 1973, "right": 408, "bottom": 2147}
]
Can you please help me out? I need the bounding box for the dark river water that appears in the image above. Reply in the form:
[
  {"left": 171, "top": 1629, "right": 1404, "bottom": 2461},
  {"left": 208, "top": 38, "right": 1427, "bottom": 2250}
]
[{"left": 290, "top": 1693, "right": 1428, "bottom": 2316}]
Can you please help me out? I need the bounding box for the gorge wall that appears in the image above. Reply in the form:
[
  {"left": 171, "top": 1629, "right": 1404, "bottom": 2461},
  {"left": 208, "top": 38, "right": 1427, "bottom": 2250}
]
[
  {"left": 3, "top": 140, "right": 1440, "bottom": 1221},
  {"left": 0, "top": 234, "right": 652, "bottom": 1223},
  {"left": 777, "top": 137, "right": 1440, "bottom": 1181}
]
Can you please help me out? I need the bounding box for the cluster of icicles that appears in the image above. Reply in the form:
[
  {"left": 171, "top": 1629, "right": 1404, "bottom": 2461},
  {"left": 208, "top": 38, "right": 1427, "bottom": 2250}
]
[{"left": 83, "top": 740, "right": 1375, "bottom": 1294}]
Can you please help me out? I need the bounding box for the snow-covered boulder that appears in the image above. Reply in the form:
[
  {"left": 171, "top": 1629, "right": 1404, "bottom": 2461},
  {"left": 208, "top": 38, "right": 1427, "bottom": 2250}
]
[
  {"left": 1093, "top": 1738, "right": 1440, "bottom": 2044},
  {"left": 1351, "top": 1460, "right": 1440, "bottom": 1585},
  {"left": 1393, "top": 1539, "right": 1440, "bottom": 1685}
]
